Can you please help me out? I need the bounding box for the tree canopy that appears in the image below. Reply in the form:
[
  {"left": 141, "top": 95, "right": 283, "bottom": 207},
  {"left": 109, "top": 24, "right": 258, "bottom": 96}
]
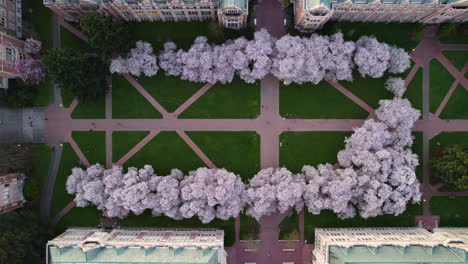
[
  {"left": 432, "top": 144, "right": 468, "bottom": 191},
  {"left": 79, "top": 13, "right": 132, "bottom": 58},
  {"left": 45, "top": 48, "right": 108, "bottom": 101},
  {"left": 0, "top": 209, "right": 49, "bottom": 264}
]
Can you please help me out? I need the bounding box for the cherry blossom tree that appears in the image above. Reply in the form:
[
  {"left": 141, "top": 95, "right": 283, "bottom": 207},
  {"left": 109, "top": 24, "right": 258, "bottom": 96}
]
[
  {"left": 25, "top": 38, "right": 42, "bottom": 54},
  {"left": 15, "top": 59, "right": 46, "bottom": 85},
  {"left": 385, "top": 77, "right": 406, "bottom": 97},
  {"left": 354, "top": 36, "right": 390, "bottom": 78},
  {"left": 66, "top": 164, "right": 106, "bottom": 208},
  {"left": 158, "top": 41, "right": 183, "bottom": 77},
  {"left": 244, "top": 168, "right": 305, "bottom": 220},
  {"left": 388, "top": 46, "right": 411, "bottom": 74},
  {"left": 235, "top": 29, "right": 275, "bottom": 83},
  {"left": 303, "top": 164, "right": 357, "bottom": 219},
  {"left": 110, "top": 41, "right": 159, "bottom": 77},
  {"left": 179, "top": 168, "right": 245, "bottom": 223}
]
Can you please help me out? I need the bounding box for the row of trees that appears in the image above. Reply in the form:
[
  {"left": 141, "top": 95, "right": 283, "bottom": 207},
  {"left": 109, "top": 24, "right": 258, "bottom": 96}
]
[
  {"left": 110, "top": 30, "right": 411, "bottom": 85},
  {"left": 67, "top": 96, "right": 421, "bottom": 223}
]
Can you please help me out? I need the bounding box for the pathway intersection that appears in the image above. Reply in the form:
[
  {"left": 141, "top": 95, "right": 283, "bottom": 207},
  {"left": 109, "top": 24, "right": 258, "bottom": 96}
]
[{"left": 41, "top": 3, "right": 468, "bottom": 263}]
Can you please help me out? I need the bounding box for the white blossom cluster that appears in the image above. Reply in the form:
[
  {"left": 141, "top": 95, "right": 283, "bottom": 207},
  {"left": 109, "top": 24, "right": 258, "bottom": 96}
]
[
  {"left": 110, "top": 31, "right": 411, "bottom": 85},
  {"left": 67, "top": 97, "right": 421, "bottom": 222},
  {"left": 67, "top": 166, "right": 245, "bottom": 223},
  {"left": 25, "top": 38, "right": 42, "bottom": 54},
  {"left": 110, "top": 41, "right": 159, "bottom": 77}
]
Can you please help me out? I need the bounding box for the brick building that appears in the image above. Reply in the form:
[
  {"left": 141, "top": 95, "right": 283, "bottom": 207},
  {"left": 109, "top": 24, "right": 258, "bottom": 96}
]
[
  {"left": 0, "top": 173, "right": 26, "bottom": 214},
  {"left": 44, "top": 0, "right": 249, "bottom": 29},
  {"left": 295, "top": 0, "right": 468, "bottom": 32},
  {"left": 314, "top": 227, "right": 468, "bottom": 264},
  {"left": 47, "top": 227, "right": 226, "bottom": 264}
]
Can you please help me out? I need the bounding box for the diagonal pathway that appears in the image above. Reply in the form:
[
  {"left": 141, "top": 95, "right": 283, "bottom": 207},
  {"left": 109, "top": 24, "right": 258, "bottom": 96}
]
[
  {"left": 124, "top": 74, "right": 170, "bottom": 118},
  {"left": 115, "top": 130, "right": 159, "bottom": 165},
  {"left": 171, "top": 83, "right": 214, "bottom": 118},
  {"left": 326, "top": 79, "right": 374, "bottom": 114},
  {"left": 176, "top": 131, "right": 217, "bottom": 169}
]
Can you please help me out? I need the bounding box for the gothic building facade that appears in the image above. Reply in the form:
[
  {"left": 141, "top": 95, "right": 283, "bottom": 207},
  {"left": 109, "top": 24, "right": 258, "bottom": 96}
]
[
  {"left": 295, "top": 0, "right": 468, "bottom": 31},
  {"left": 44, "top": 0, "right": 248, "bottom": 29}
]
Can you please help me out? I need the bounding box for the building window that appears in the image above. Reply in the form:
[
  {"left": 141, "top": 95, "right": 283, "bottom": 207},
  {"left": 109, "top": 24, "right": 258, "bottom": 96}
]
[
  {"left": 188, "top": 11, "right": 198, "bottom": 15},
  {"left": 173, "top": 6, "right": 183, "bottom": 9},
  {"left": 7, "top": 1, "right": 14, "bottom": 12},
  {"left": 175, "top": 11, "right": 184, "bottom": 16},
  {"left": 8, "top": 11, "right": 14, "bottom": 21},
  {"left": 162, "top": 11, "right": 172, "bottom": 17},
  {"left": 201, "top": 10, "right": 210, "bottom": 15},
  {"left": 0, "top": 7, "right": 4, "bottom": 16},
  {"left": 8, "top": 21, "right": 13, "bottom": 30},
  {"left": 5, "top": 47, "right": 12, "bottom": 62},
  {"left": 227, "top": 22, "right": 238, "bottom": 28},
  {"left": 0, "top": 0, "right": 4, "bottom": 5}
]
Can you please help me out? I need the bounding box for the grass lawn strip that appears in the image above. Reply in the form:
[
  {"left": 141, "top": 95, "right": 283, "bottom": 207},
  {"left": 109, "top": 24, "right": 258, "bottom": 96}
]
[
  {"left": 280, "top": 131, "right": 351, "bottom": 173},
  {"left": 186, "top": 131, "right": 260, "bottom": 181},
  {"left": 72, "top": 131, "right": 106, "bottom": 165},
  {"left": 54, "top": 206, "right": 102, "bottom": 235},
  {"left": 440, "top": 84, "right": 468, "bottom": 119},
  {"left": 112, "top": 131, "right": 150, "bottom": 163},
  {"left": 443, "top": 50, "right": 468, "bottom": 71},
  {"left": 136, "top": 74, "right": 202, "bottom": 113},
  {"left": 429, "top": 59, "right": 455, "bottom": 114},
  {"left": 279, "top": 81, "right": 369, "bottom": 119},
  {"left": 404, "top": 67, "right": 423, "bottom": 112},
  {"left": 412, "top": 132, "right": 424, "bottom": 182},
  {"left": 50, "top": 144, "right": 81, "bottom": 216},
  {"left": 430, "top": 196, "right": 468, "bottom": 226},
  {"left": 429, "top": 132, "right": 468, "bottom": 185},
  {"left": 32, "top": 144, "right": 53, "bottom": 190},
  {"left": 179, "top": 77, "right": 260, "bottom": 119},
  {"left": 24, "top": 0, "right": 52, "bottom": 50},
  {"left": 34, "top": 77, "right": 53, "bottom": 107},
  {"left": 112, "top": 75, "right": 162, "bottom": 119},
  {"left": 60, "top": 26, "right": 89, "bottom": 51}
]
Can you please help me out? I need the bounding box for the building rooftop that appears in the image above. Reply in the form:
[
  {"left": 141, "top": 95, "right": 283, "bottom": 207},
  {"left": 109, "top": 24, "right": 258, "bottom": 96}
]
[
  {"left": 48, "top": 228, "right": 225, "bottom": 264},
  {"left": 314, "top": 227, "right": 468, "bottom": 264}
]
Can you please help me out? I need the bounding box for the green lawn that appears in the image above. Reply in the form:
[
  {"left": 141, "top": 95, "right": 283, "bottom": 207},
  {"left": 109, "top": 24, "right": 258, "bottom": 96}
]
[
  {"left": 280, "top": 131, "right": 351, "bottom": 173},
  {"left": 72, "top": 131, "right": 106, "bottom": 165},
  {"left": 54, "top": 206, "right": 102, "bottom": 235},
  {"left": 50, "top": 144, "right": 81, "bottom": 217},
  {"left": 60, "top": 26, "right": 89, "bottom": 51},
  {"left": 33, "top": 77, "right": 53, "bottom": 107},
  {"left": 61, "top": 84, "right": 106, "bottom": 119},
  {"left": 412, "top": 132, "right": 424, "bottom": 182},
  {"left": 123, "top": 131, "right": 205, "bottom": 174},
  {"left": 32, "top": 143, "right": 53, "bottom": 190},
  {"left": 440, "top": 84, "right": 468, "bottom": 119},
  {"left": 24, "top": 0, "right": 52, "bottom": 50},
  {"left": 320, "top": 22, "right": 420, "bottom": 51},
  {"left": 304, "top": 203, "right": 423, "bottom": 242},
  {"left": 240, "top": 213, "right": 260, "bottom": 240},
  {"left": 136, "top": 73, "right": 203, "bottom": 113},
  {"left": 120, "top": 211, "right": 236, "bottom": 246},
  {"left": 430, "top": 59, "right": 455, "bottom": 114},
  {"left": 405, "top": 67, "right": 423, "bottom": 112},
  {"left": 443, "top": 50, "right": 468, "bottom": 71},
  {"left": 280, "top": 212, "right": 300, "bottom": 240},
  {"left": 431, "top": 196, "right": 468, "bottom": 226},
  {"left": 112, "top": 75, "right": 162, "bottom": 119},
  {"left": 186, "top": 132, "right": 260, "bottom": 181},
  {"left": 279, "top": 81, "right": 369, "bottom": 119},
  {"left": 429, "top": 132, "right": 468, "bottom": 185},
  {"left": 179, "top": 77, "right": 260, "bottom": 119},
  {"left": 339, "top": 74, "right": 397, "bottom": 110},
  {"left": 129, "top": 21, "right": 224, "bottom": 51},
  {"left": 438, "top": 24, "right": 468, "bottom": 45},
  {"left": 112, "top": 131, "right": 150, "bottom": 163}
]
